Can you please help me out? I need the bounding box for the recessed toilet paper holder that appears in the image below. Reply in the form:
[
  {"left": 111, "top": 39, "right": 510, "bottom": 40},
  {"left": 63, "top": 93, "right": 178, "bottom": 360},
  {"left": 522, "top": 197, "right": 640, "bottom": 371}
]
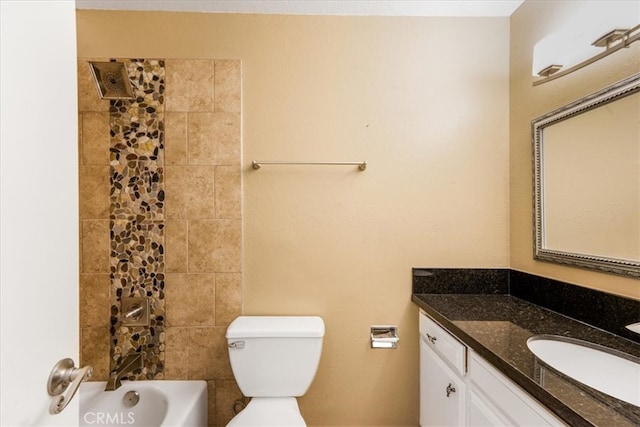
[{"left": 371, "top": 325, "right": 399, "bottom": 349}]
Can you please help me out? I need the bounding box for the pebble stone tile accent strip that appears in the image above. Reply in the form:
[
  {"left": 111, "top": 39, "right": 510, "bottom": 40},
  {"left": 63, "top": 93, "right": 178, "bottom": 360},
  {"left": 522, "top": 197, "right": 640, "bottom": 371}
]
[{"left": 109, "top": 59, "right": 166, "bottom": 380}]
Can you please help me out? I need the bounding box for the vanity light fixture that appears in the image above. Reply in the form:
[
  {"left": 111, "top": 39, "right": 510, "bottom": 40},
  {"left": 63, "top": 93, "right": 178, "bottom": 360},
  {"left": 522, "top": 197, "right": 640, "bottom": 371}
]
[
  {"left": 537, "top": 64, "right": 563, "bottom": 77},
  {"left": 534, "top": 24, "right": 640, "bottom": 86},
  {"left": 592, "top": 29, "right": 629, "bottom": 48}
]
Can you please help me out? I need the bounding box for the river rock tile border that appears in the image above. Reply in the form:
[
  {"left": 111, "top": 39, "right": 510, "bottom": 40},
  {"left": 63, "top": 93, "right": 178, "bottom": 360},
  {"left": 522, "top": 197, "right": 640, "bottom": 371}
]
[{"left": 109, "top": 59, "right": 166, "bottom": 380}]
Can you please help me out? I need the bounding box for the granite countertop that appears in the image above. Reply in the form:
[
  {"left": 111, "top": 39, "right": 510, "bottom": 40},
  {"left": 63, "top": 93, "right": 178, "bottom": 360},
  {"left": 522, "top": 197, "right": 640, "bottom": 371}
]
[{"left": 412, "top": 293, "right": 640, "bottom": 427}]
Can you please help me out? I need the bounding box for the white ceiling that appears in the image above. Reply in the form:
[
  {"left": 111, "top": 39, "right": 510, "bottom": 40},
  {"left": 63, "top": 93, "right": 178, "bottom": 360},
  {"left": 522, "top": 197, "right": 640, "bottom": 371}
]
[{"left": 75, "top": 0, "right": 525, "bottom": 17}]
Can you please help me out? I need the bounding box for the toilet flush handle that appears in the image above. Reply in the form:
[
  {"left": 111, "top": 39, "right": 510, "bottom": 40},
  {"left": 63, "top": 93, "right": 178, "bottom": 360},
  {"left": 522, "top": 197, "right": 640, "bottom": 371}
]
[{"left": 228, "top": 341, "right": 245, "bottom": 349}]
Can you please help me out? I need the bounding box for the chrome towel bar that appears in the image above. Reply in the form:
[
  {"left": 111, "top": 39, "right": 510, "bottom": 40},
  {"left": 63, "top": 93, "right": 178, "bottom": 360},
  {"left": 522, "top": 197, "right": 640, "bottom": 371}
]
[{"left": 251, "top": 160, "right": 367, "bottom": 171}]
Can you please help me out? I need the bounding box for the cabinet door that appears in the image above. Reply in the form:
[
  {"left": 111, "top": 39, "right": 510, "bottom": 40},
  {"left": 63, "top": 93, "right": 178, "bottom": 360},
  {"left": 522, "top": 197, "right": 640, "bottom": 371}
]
[
  {"left": 469, "top": 351, "right": 566, "bottom": 426},
  {"left": 420, "top": 339, "right": 466, "bottom": 427},
  {"left": 468, "top": 389, "right": 511, "bottom": 426}
]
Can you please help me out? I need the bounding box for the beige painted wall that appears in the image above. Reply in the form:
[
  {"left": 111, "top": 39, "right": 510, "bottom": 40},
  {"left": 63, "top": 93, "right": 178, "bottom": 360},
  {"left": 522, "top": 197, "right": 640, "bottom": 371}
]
[
  {"left": 76, "top": 11, "right": 510, "bottom": 425},
  {"left": 510, "top": 0, "right": 640, "bottom": 300}
]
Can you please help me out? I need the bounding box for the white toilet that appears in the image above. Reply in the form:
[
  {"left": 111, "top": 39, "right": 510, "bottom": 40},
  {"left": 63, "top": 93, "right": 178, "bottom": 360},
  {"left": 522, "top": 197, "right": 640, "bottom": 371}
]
[{"left": 225, "top": 316, "right": 325, "bottom": 426}]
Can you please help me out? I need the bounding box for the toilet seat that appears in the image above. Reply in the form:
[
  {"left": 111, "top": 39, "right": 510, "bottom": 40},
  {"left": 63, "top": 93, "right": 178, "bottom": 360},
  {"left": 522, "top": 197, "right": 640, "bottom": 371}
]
[{"left": 226, "top": 397, "right": 306, "bottom": 426}]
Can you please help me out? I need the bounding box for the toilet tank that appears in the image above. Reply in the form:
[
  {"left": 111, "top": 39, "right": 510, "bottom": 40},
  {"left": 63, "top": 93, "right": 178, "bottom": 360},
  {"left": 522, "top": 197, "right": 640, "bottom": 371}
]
[{"left": 226, "top": 316, "right": 325, "bottom": 397}]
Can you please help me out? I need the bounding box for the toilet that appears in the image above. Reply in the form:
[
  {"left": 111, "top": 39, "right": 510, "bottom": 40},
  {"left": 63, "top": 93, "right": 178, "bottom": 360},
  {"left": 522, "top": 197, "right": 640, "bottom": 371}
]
[{"left": 225, "top": 316, "right": 325, "bottom": 426}]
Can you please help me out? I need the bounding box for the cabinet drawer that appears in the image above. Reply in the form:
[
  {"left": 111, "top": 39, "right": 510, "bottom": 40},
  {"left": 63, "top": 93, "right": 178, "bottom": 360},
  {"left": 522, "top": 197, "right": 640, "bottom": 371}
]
[{"left": 419, "top": 311, "right": 466, "bottom": 375}]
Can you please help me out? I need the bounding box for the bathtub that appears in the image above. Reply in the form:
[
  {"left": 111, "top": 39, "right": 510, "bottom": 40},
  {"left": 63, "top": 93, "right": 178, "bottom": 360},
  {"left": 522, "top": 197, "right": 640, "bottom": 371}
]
[{"left": 79, "top": 380, "right": 207, "bottom": 426}]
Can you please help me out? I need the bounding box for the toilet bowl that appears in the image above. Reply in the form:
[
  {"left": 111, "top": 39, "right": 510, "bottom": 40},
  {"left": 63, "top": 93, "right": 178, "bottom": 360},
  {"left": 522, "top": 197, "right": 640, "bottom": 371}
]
[
  {"left": 227, "top": 397, "right": 304, "bottom": 426},
  {"left": 225, "top": 316, "right": 325, "bottom": 426}
]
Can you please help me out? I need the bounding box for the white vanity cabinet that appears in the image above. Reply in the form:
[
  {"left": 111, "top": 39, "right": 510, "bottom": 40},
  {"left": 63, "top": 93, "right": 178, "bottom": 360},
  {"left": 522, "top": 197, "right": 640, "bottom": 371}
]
[
  {"left": 419, "top": 310, "right": 566, "bottom": 427},
  {"left": 419, "top": 312, "right": 467, "bottom": 426}
]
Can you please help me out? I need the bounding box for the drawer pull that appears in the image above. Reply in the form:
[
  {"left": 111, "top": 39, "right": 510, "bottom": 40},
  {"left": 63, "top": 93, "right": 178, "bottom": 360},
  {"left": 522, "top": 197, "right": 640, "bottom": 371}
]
[
  {"left": 426, "top": 333, "right": 437, "bottom": 344},
  {"left": 446, "top": 383, "right": 456, "bottom": 397}
]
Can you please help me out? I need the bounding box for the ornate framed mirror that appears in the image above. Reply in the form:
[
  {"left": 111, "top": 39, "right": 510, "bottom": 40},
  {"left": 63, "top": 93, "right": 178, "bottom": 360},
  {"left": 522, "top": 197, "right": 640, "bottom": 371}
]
[{"left": 532, "top": 73, "right": 640, "bottom": 278}]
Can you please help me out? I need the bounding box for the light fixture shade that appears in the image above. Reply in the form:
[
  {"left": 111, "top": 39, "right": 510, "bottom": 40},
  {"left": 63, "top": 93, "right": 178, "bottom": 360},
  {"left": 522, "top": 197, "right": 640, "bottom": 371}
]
[{"left": 531, "top": 1, "right": 639, "bottom": 77}]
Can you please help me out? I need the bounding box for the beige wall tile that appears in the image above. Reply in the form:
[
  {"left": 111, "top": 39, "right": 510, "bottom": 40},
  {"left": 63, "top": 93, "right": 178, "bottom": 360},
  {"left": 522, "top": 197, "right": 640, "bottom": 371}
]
[
  {"left": 214, "top": 166, "right": 241, "bottom": 219},
  {"left": 165, "top": 59, "right": 214, "bottom": 112},
  {"left": 216, "top": 380, "right": 244, "bottom": 426},
  {"left": 80, "top": 274, "right": 110, "bottom": 328},
  {"left": 188, "top": 112, "right": 241, "bottom": 166},
  {"left": 189, "top": 220, "right": 241, "bottom": 273},
  {"left": 81, "top": 327, "right": 111, "bottom": 381},
  {"left": 82, "top": 220, "right": 110, "bottom": 273},
  {"left": 211, "top": 113, "right": 241, "bottom": 166},
  {"left": 78, "top": 59, "right": 109, "bottom": 112},
  {"left": 166, "top": 273, "right": 216, "bottom": 326},
  {"left": 78, "top": 113, "right": 83, "bottom": 166},
  {"left": 165, "top": 166, "right": 215, "bottom": 219},
  {"left": 215, "top": 273, "right": 241, "bottom": 326},
  {"left": 81, "top": 112, "right": 110, "bottom": 165},
  {"left": 79, "top": 220, "right": 83, "bottom": 272},
  {"left": 79, "top": 166, "right": 110, "bottom": 219},
  {"left": 164, "top": 327, "right": 190, "bottom": 379},
  {"left": 188, "top": 327, "right": 232, "bottom": 380},
  {"left": 165, "top": 112, "right": 188, "bottom": 165},
  {"left": 165, "top": 219, "right": 188, "bottom": 273},
  {"left": 214, "top": 60, "right": 241, "bottom": 113},
  {"left": 207, "top": 381, "right": 217, "bottom": 427},
  {"left": 187, "top": 112, "right": 215, "bottom": 165}
]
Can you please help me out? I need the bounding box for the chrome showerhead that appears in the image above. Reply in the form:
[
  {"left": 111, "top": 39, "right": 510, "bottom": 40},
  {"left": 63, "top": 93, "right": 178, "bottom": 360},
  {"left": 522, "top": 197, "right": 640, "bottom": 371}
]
[{"left": 88, "top": 61, "right": 134, "bottom": 100}]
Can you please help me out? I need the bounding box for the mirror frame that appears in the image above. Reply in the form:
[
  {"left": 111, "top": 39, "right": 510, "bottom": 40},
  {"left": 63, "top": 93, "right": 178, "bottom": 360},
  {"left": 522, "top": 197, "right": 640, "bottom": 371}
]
[{"left": 532, "top": 73, "right": 640, "bottom": 278}]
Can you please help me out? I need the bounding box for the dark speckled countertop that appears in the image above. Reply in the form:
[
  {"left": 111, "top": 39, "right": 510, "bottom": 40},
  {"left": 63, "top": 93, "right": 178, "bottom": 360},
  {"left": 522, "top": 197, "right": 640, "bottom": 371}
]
[{"left": 412, "top": 293, "right": 640, "bottom": 427}]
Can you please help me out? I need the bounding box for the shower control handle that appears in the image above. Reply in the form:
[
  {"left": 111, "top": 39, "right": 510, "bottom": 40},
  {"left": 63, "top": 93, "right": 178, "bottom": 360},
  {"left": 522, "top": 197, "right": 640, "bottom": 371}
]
[{"left": 123, "top": 304, "right": 143, "bottom": 320}]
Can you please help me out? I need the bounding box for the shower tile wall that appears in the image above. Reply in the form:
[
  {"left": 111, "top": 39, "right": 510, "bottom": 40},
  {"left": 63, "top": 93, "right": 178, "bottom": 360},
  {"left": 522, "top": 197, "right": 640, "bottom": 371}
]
[{"left": 79, "top": 58, "right": 243, "bottom": 426}]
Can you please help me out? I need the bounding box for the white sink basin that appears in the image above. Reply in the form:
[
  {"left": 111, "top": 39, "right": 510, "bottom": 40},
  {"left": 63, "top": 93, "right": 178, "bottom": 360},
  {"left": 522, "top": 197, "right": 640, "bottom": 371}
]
[{"left": 527, "top": 335, "right": 640, "bottom": 407}]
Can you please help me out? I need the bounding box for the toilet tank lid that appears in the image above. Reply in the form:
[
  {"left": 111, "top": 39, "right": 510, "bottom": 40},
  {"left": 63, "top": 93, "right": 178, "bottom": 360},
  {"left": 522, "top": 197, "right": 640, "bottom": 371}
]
[{"left": 226, "top": 316, "right": 325, "bottom": 338}]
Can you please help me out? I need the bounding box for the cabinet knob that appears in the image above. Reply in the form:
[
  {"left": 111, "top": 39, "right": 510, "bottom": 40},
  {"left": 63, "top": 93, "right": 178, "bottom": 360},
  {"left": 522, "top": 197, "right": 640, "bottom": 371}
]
[
  {"left": 446, "top": 383, "right": 456, "bottom": 397},
  {"left": 426, "top": 333, "right": 437, "bottom": 344}
]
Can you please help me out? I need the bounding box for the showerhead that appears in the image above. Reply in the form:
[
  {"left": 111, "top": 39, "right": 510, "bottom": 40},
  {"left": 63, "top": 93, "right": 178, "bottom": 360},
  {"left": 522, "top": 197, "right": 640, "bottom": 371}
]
[{"left": 88, "top": 61, "right": 135, "bottom": 100}]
